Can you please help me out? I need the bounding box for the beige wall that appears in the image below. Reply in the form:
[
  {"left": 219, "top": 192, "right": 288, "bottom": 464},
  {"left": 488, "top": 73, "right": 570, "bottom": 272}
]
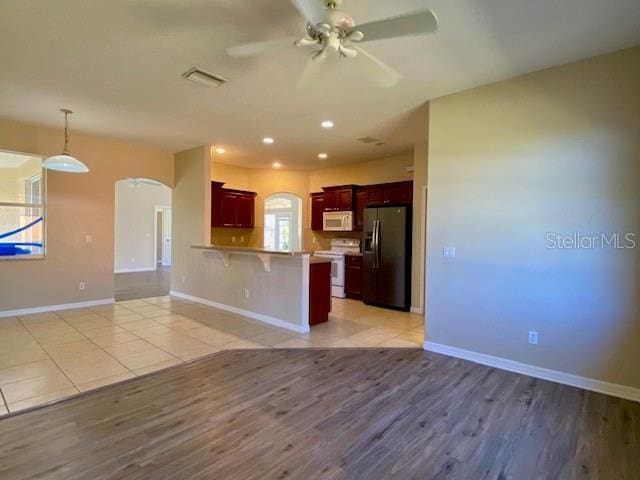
[
  {"left": 308, "top": 152, "right": 414, "bottom": 192},
  {"left": 426, "top": 47, "right": 640, "bottom": 389},
  {"left": 114, "top": 180, "right": 171, "bottom": 272},
  {"left": 0, "top": 119, "right": 173, "bottom": 313}
]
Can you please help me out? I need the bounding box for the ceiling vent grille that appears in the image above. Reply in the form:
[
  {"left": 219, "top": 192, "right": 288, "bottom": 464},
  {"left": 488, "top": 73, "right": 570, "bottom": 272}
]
[
  {"left": 357, "top": 136, "right": 380, "bottom": 144},
  {"left": 182, "top": 68, "right": 228, "bottom": 88}
]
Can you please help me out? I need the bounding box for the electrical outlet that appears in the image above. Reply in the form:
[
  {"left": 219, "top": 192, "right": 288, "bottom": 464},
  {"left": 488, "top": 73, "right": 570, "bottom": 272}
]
[
  {"left": 528, "top": 331, "right": 539, "bottom": 345},
  {"left": 85, "top": 235, "right": 92, "bottom": 244},
  {"left": 131, "top": 257, "right": 136, "bottom": 263},
  {"left": 240, "top": 236, "right": 244, "bottom": 243},
  {"left": 244, "top": 289, "right": 250, "bottom": 299},
  {"left": 79, "top": 282, "right": 86, "bottom": 291},
  {"left": 181, "top": 275, "right": 186, "bottom": 284},
  {"left": 232, "top": 236, "right": 236, "bottom": 243},
  {"left": 443, "top": 246, "right": 456, "bottom": 258}
]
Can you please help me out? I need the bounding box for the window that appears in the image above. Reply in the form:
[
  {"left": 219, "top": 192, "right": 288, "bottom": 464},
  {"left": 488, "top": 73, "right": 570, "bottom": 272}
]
[
  {"left": 264, "top": 193, "right": 302, "bottom": 252},
  {"left": 0, "top": 151, "right": 45, "bottom": 258}
]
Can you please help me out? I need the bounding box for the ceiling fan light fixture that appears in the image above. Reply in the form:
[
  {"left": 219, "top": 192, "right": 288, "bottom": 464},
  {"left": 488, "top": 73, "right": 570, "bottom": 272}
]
[
  {"left": 272, "top": 161, "right": 282, "bottom": 169},
  {"left": 215, "top": 147, "right": 226, "bottom": 155},
  {"left": 43, "top": 109, "right": 89, "bottom": 173},
  {"left": 318, "top": 153, "right": 328, "bottom": 159},
  {"left": 321, "top": 120, "right": 334, "bottom": 129},
  {"left": 263, "top": 137, "right": 275, "bottom": 145}
]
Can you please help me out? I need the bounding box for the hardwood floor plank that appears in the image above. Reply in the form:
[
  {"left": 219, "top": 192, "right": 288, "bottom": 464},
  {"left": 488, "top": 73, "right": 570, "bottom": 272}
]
[{"left": 0, "top": 349, "right": 638, "bottom": 480}]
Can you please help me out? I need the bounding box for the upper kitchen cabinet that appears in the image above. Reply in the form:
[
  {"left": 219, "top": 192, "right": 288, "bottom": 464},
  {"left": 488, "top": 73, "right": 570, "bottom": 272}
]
[
  {"left": 365, "top": 181, "right": 413, "bottom": 207},
  {"left": 322, "top": 185, "right": 358, "bottom": 211},
  {"left": 354, "top": 188, "right": 367, "bottom": 231},
  {"left": 310, "top": 193, "right": 325, "bottom": 231},
  {"left": 211, "top": 181, "right": 224, "bottom": 228},
  {"left": 211, "top": 182, "right": 257, "bottom": 229}
]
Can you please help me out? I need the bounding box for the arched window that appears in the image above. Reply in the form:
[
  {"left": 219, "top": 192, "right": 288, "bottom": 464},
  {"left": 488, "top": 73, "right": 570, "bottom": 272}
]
[{"left": 264, "top": 193, "right": 302, "bottom": 251}]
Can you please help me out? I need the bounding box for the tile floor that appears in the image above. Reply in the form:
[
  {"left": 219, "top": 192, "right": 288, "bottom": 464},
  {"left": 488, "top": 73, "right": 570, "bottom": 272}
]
[{"left": 0, "top": 296, "right": 423, "bottom": 415}]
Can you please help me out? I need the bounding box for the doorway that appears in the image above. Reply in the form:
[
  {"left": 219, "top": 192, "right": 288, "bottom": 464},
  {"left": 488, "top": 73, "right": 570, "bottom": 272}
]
[
  {"left": 114, "top": 178, "right": 172, "bottom": 301},
  {"left": 154, "top": 206, "right": 172, "bottom": 268}
]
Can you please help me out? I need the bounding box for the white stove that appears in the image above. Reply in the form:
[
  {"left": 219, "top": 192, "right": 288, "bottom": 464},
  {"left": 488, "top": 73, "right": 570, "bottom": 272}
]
[{"left": 314, "top": 238, "right": 361, "bottom": 298}]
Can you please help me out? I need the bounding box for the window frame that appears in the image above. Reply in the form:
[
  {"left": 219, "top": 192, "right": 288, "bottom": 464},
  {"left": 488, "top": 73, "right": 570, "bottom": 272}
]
[{"left": 0, "top": 149, "right": 47, "bottom": 261}]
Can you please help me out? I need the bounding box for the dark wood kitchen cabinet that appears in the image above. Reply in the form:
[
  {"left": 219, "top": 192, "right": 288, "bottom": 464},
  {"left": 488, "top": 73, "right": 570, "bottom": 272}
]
[
  {"left": 365, "top": 181, "right": 413, "bottom": 207},
  {"left": 310, "top": 193, "right": 325, "bottom": 231},
  {"left": 211, "top": 182, "right": 256, "bottom": 229},
  {"left": 354, "top": 188, "right": 367, "bottom": 231},
  {"left": 309, "top": 260, "right": 331, "bottom": 326},
  {"left": 345, "top": 254, "right": 363, "bottom": 300},
  {"left": 322, "top": 185, "right": 357, "bottom": 211}
]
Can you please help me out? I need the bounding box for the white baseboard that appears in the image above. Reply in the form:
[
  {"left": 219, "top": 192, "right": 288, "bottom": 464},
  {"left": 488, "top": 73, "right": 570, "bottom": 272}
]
[
  {"left": 424, "top": 341, "right": 640, "bottom": 403},
  {"left": 0, "top": 298, "right": 115, "bottom": 319},
  {"left": 410, "top": 306, "right": 424, "bottom": 314},
  {"left": 114, "top": 267, "right": 156, "bottom": 274},
  {"left": 170, "top": 290, "right": 310, "bottom": 334}
]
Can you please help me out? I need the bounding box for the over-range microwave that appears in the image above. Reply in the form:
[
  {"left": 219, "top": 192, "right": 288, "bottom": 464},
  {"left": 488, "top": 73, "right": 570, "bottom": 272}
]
[{"left": 323, "top": 211, "right": 353, "bottom": 232}]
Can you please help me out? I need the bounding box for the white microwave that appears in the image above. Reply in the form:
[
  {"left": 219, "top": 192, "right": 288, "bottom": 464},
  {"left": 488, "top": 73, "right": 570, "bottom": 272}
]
[{"left": 323, "top": 211, "right": 353, "bottom": 232}]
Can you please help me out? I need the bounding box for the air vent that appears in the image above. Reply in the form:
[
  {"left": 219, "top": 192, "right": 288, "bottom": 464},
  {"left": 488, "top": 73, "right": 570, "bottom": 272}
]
[
  {"left": 375, "top": 142, "right": 386, "bottom": 147},
  {"left": 357, "top": 136, "right": 380, "bottom": 144},
  {"left": 182, "top": 68, "right": 228, "bottom": 88}
]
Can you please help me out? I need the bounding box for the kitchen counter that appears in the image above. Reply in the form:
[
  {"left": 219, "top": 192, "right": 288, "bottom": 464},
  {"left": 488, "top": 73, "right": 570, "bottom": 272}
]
[
  {"left": 178, "top": 245, "right": 332, "bottom": 332},
  {"left": 192, "top": 245, "right": 311, "bottom": 256}
]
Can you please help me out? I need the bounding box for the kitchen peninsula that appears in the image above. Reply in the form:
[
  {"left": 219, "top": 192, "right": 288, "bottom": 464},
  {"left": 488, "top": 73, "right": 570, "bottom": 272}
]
[{"left": 171, "top": 245, "right": 331, "bottom": 333}]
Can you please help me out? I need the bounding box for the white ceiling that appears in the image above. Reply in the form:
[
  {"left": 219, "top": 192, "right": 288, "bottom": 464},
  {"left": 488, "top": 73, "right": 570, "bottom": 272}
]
[{"left": 1, "top": 0, "right": 639, "bottom": 169}]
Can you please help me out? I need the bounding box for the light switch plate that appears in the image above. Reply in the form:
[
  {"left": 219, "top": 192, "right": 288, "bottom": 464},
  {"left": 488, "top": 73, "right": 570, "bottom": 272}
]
[{"left": 443, "top": 246, "right": 456, "bottom": 258}]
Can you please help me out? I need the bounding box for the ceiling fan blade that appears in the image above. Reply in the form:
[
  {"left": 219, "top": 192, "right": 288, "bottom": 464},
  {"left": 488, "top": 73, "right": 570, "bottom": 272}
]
[
  {"left": 351, "top": 47, "right": 403, "bottom": 88},
  {"left": 297, "top": 52, "right": 328, "bottom": 89},
  {"left": 228, "top": 37, "right": 299, "bottom": 58},
  {"left": 350, "top": 9, "right": 438, "bottom": 43},
  {"left": 290, "top": 0, "right": 329, "bottom": 26}
]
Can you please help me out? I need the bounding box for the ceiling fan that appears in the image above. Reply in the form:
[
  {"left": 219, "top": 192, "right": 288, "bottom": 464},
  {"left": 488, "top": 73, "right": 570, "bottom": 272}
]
[{"left": 227, "top": 0, "right": 438, "bottom": 88}]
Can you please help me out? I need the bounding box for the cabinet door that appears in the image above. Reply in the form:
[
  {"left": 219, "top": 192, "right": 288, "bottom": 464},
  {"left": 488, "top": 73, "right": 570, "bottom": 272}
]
[
  {"left": 211, "top": 182, "right": 223, "bottom": 228},
  {"left": 345, "top": 255, "right": 363, "bottom": 300},
  {"left": 311, "top": 194, "right": 325, "bottom": 231},
  {"left": 386, "top": 181, "right": 413, "bottom": 205},
  {"left": 336, "top": 188, "right": 353, "bottom": 211},
  {"left": 365, "top": 185, "right": 387, "bottom": 206},
  {"left": 235, "top": 195, "right": 255, "bottom": 228},
  {"left": 354, "top": 189, "right": 367, "bottom": 231},
  {"left": 323, "top": 190, "right": 338, "bottom": 211},
  {"left": 221, "top": 192, "right": 237, "bottom": 227}
]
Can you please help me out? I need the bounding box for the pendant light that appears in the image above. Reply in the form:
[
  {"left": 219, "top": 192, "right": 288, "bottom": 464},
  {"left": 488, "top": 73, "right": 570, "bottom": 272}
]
[{"left": 42, "top": 109, "right": 89, "bottom": 173}]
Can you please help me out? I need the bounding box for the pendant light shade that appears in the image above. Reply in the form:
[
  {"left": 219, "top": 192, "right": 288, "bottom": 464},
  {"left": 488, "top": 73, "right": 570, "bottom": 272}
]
[{"left": 43, "top": 109, "right": 89, "bottom": 173}]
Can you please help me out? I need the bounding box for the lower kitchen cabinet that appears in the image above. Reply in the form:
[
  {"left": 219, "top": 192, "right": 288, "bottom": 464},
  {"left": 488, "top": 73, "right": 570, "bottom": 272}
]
[
  {"left": 309, "top": 260, "right": 331, "bottom": 326},
  {"left": 345, "top": 254, "right": 363, "bottom": 300}
]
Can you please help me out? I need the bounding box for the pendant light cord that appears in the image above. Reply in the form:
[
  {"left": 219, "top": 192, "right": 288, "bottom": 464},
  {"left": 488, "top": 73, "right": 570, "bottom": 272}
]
[{"left": 61, "top": 108, "right": 72, "bottom": 153}]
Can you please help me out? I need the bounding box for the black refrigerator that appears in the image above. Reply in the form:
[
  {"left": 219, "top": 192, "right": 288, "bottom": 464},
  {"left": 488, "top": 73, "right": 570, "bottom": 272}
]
[{"left": 363, "top": 206, "right": 412, "bottom": 311}]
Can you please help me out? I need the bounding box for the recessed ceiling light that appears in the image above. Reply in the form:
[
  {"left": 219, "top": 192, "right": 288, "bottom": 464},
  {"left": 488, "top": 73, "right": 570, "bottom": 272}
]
[
  {"left": 318, "top": 153, "right": 328, "bottom": 159},
  {"left": 321, "top": 120, "right": 334, "bottom": 129},
  {"left": 215, "top": 147, "right": 226, "bottom": 155},
  {"left": 263, "top": 137, "right": 275, "bottom": 145},
  {"left": 272, "top": 161, "right": 282, "bottom": 169}
]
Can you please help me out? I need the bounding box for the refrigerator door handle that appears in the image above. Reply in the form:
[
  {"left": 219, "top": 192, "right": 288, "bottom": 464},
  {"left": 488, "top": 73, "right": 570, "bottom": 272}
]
[{"left": 374, "top": 220, "right": 381, "bottom": 269}]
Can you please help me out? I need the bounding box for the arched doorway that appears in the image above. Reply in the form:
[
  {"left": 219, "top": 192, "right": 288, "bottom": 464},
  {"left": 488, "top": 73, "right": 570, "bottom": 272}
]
[
  {"left": 114, "top": 177, "right": 172, "bottom": 300},
  {"left": 263, "top": 193, "right": 302, "bottom": 252}
]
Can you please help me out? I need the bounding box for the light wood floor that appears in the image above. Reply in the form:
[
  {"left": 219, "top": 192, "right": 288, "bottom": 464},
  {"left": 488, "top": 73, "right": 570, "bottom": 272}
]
[{"left": 0, "top": 349, "right": 638, "bottom": 479}]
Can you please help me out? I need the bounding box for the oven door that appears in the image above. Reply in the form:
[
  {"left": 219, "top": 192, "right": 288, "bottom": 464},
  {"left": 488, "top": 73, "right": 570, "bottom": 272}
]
[{"left": 331, "top": 257, "right": 345, "bottom": 287}]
